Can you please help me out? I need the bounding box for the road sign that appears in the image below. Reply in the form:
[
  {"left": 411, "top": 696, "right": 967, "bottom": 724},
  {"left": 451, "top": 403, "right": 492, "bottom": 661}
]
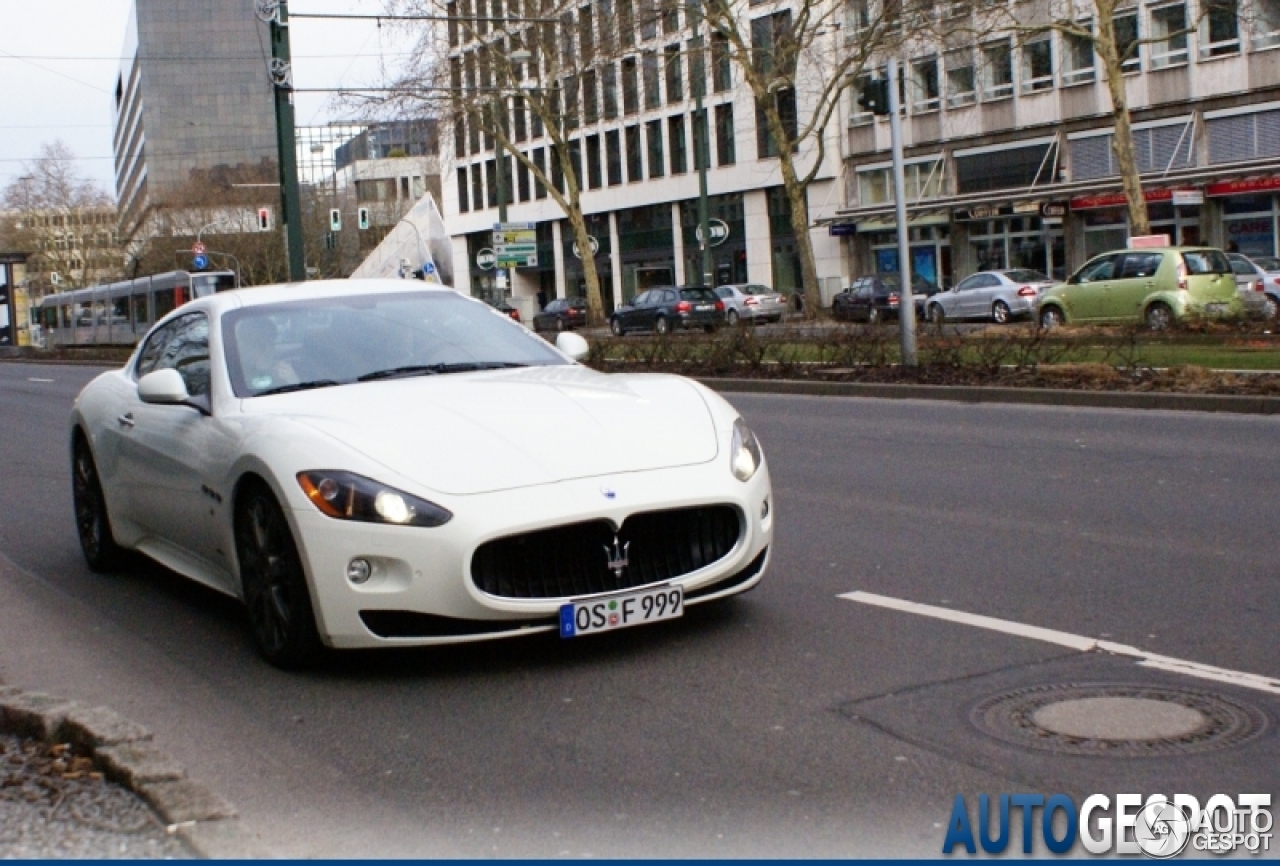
[
  {"left": 193, "top": 254, "right": 209, "bottom": 270},
  {"left": 192, "top": 241, "right": 206, "bottom": 255},
  {"left": 476, "top": 248, "right": 496, "bottom": 270},
  {"left": 493, "top": 222, "right": 537, "bottom": 268}
]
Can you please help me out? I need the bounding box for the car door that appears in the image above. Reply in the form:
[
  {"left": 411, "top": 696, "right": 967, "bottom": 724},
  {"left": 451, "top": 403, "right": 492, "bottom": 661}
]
[
  {"left": 1065, "top": 254, "right": 1121, "bottom": 321},
  {"left": 966, "top": 274, "right": 1003, "bottom": 318},
  {"left": 117, "top": 312, "right": 232, "bottom": 579},
  {"left": 947, "top": 275, "right": 981, "bottom": 318},
  {"left": 619, "top": 291, "right": 649, "bottom": 330},
  {"left": 1107, "top": 251, "right": 1165, "bottom": 321}
]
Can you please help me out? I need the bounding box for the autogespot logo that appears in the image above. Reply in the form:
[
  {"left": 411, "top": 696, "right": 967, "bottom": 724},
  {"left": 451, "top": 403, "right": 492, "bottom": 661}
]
[{"left": 942, "top": 793, "right": 1273, "bottom": 857}]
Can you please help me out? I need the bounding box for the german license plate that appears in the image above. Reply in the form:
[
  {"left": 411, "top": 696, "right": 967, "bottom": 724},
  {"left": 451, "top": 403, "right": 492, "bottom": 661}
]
[
  {"left": 559, "top": 585, "right": 683, "bottom": 638},
  {"left": 695, "top": 304, "right": 713, "bottom": 311}
]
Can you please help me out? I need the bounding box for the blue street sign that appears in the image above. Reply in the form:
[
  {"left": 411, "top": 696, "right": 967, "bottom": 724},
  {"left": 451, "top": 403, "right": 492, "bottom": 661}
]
[{"left": 192, "top": 254, "right": 208, "bottom": 270}]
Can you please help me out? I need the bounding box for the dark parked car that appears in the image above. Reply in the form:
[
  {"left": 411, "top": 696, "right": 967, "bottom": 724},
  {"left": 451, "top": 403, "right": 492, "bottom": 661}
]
[
  {"left": 831, "top": 274, "right": 940, "bottom": 323},
  {"left": 610, "top": 286, "right": 724, "bottom": 336},
  {"left": 532, "top": 296, "right": 588, "bottom": 332}
]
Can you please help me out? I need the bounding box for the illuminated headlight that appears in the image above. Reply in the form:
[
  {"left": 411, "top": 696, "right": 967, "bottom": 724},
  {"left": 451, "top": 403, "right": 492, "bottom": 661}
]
[
  {"left": 297, "top": 471, "right": 452, "bottom": 527},
  {"left": 730, "top": 417, "right": 763, "bottom": 482}
]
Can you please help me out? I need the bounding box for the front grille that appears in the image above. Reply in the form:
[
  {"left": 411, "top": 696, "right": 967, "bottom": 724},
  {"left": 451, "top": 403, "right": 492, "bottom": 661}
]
[{"left": 471, "top": 505, "right": 742, "bottom": 599}]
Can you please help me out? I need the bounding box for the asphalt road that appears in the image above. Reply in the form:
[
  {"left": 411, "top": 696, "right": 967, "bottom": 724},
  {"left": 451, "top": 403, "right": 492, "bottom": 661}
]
[{"left": 1, "top": 361, "right": 1277, "bottom": 857}]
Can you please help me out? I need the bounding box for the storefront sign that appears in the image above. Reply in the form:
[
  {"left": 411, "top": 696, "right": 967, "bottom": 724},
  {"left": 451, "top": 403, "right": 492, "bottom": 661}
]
[
  {"left": 1041, "top": 203, "right": 1067, "bottom": 218},
  {"left": 1013, "top": 200, "right": 1042, "bottom": 215},
  {"left": 694, "top": 218, "right": 731, "bottom": 247},
  {"left": 571, "top": 235, "right": 600, "bottom": 259},
  {"left": 475, "top": 247, "right": 496, "bottom": 270},
  {"left": 1069, "top": 189, "right": 1174, "bottom": 210},
  {"left": 1172, "top": 189, "right": 1204, "bottom": 206},
  {"left": 828, "top": 223, "right": 856, "bottom": 236},
  {"left": 1206, "top": 176, "right": 1280, "bottom": 197}
]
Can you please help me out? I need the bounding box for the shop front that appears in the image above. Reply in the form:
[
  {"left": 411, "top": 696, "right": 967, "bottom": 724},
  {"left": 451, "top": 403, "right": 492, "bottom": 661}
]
[
  {"left": 1207, "top": 177, "right": 1280, "bottom": 259},
  {"left": 560, "top": 213, "right": 614, "bottom": 314},
  {"left": 952, "top": 203, "right": 1067, "bottom": 281},
  {"left": 679, "top": 193, "right": 747, "bottom": 288},
  {"left": 1069, "top": 189, "right": 1206, "bottom": 263},
  {"left": 617, "top": 204, "right": 675, "bottom": 301}
]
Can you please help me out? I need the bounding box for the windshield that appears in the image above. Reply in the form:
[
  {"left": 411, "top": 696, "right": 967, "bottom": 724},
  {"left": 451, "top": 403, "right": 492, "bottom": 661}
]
[
  {"left": 680, "top": 288, "right": 718, "bottom": 301},
  {"left": 1182, "top": 250, "right": 1231, "bottom": 275},
  {"left": 223, "top": 291, "right": 569, "bottom": 397},
  {"left": 1006, "top": 270, "right": 1050, "bottom": 283}
]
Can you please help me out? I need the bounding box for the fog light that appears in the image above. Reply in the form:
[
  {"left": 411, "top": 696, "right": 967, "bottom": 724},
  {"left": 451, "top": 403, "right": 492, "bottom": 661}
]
[
  {"left": 761, "top": 497, "right": 770, "bottom": 520},
  {"left": 347, "top": 558, "right": 372, "bottom": 584}
]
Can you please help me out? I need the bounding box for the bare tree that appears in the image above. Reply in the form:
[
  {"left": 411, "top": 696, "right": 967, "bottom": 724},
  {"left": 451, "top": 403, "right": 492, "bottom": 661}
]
[
  {"left": 698, "top": 0, "right": 894, "bottom": 317},
  {"left": 1, "top": 141, "right": 122, "bottom": 292}
]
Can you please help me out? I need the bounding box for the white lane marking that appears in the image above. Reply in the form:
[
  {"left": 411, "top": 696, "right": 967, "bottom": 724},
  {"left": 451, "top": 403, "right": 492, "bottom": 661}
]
[
  {"left": 27, "top": 377, "right": 55, "bottom": 383},
  {"left": 839, "top": 590, "right": 1280, "bottom": 696}
]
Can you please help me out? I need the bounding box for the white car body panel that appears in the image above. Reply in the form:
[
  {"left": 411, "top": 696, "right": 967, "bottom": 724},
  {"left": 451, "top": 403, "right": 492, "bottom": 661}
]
[{"left": 70, "top": 280, "right": 772, "bottom": 651}]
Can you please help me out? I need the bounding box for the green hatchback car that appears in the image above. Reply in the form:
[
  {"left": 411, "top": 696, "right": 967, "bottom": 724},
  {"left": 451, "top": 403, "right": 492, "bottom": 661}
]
[{"left": 1037, "top": 247, "right": 1241, "bottom": 330}]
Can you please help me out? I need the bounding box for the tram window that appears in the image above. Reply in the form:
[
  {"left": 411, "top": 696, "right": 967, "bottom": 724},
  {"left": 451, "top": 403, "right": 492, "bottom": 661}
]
[
  {"left": 93, "top": 302, "right": 107, "bottom": 326},
  {"left": 154, "top": 289, "right": 177, "bottom": 320},
  {"left": 74, "top": 304, "right": 91, "bottom": 327},
  {"left": 132, "top": 294, "right": 148, "bottom": 325},
  {"left": 60, "top": 305, "right": 71, "bottom": 328},
  {"left": 111, "top": 298, "right": 129, "bottom": 324}
]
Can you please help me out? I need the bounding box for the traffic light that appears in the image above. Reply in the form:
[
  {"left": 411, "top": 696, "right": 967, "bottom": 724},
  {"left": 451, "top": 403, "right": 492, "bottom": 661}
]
[
  {"left": 357, "top": 207, "right": 370, "bottom": 230},
  {"left": 257, "top": 207, "right": 272, "bottom": 231},
  {"left": 857, "top": 77, "right": 891, "bottom": 116},
  {"left": 329, "top": 208, "right": 342, "bottom": 232}
]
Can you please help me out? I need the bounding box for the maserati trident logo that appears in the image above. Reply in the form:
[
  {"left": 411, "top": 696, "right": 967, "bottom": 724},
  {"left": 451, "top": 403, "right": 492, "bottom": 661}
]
[{"left": 604, "top": 536, "right": 630, "bottom": 579}]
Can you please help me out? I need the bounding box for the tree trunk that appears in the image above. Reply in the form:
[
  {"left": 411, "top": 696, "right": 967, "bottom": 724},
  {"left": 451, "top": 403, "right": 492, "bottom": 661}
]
[
  {"left": 1096, "top": 10, "right": 1150, "bottom": 237},
  {"left": 778, "top": 151, "right": 821, "bottom": 320}
]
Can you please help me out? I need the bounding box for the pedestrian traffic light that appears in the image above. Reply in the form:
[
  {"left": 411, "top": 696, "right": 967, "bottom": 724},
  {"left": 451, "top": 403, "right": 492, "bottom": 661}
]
[
  {"left": 324, "top": 232, "right": 336, "bottom": 250},
  {"left": 357, "top": 207, "right": 370, "bottom": 230},
  {"left": 857, "top": 78, "right": 891, "bottom": 116},
  {"left": 329, "top": 208, "right": 342, "bottom": 232},
  {"left": 257, "top": 207, "right": 272, "bottom": 231}
]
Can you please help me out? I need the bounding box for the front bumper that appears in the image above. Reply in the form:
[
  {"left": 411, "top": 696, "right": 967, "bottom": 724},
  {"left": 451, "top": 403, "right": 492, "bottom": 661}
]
[{"left": 288, "top": 460, "right": 773, "bottom": 648}]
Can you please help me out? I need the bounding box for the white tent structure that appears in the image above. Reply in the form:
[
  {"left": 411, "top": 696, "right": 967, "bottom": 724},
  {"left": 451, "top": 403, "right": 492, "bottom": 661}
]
[{"left": 350, "top": 193, "right": 455, "bottom": 286}]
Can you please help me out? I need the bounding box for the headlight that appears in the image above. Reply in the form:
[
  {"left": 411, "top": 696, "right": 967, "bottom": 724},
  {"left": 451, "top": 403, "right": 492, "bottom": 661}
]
[
  {"left": 730, "top": 417, "right": 763, "bottom": 482},
  {"left": 297, "top": 471, "right": 452, "bottom": 527}
]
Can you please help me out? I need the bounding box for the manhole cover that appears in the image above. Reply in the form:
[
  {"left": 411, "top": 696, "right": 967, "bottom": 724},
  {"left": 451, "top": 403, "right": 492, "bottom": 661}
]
[{"left": 971, "top": 684, "right": 1269, "bottom": 757}]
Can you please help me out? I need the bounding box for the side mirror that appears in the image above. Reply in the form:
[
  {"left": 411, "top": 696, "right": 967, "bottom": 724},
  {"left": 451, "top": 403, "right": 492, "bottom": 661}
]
[
  {"left": 555, "top": 331, "right": 590, "bottom": 362},
  {"left": 137, "top": 368, "right": 190, "bottom": 405}
]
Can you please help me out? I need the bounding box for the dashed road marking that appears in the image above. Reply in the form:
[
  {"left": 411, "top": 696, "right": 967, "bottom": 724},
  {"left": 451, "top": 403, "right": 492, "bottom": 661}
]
[
  {"left": 839, "top": 590, "right": 1280, "bottom": 696},
  {"left": 27, "top": 377, "right": 55, "bottom": 383}
]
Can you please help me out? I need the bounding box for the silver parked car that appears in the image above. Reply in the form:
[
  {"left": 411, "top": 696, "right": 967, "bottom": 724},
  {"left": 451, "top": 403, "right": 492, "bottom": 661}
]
[
  {"left": 1226, "top": 253, "right": 1278, "bottom": 319},
  {"left": 927, "top": 269, "right": 1056, "bottom": 324},
  {"left": 714, "top": 284, "right": 789, "bottom": 325}
]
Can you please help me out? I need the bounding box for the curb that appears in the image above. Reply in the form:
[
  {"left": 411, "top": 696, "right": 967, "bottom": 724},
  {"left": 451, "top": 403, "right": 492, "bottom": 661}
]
[
  {"left": 0, "top": 686, "right": 269, "bottom": 859},
  {"left": 696, "top": 377, "right": 1280, "bottom": 415}
]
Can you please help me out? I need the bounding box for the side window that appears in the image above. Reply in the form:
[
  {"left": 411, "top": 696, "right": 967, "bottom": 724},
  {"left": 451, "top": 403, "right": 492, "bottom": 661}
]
[
  {"left": 631, "top": 291, "right": 650, "bottom": 306},
  {"left": 135, "top": 321, "right": 176, "bottom": 378},
  {"left": 1118, "top": 253, "right": 1163, "bottom": 279},
  {"left": 956, "top": 276, "right": 979, "bottom": 291},
  {"left": 1074, "top": 255, "right": 1117, "bottom": 284},
  {"left": 145, "top": 313, "right": 210, "bottom": 397},
  {"left": 715, "top": 287, "right": 731, "bottom": 298},
  {"left": 977, "top": 274, "right": 1001, "bottom": 288},
  {"left": 664, "top": 290, "right": 677, "bottom": 304}
]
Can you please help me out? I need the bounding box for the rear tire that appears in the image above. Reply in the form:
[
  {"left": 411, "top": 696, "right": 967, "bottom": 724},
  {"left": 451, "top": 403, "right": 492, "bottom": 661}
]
[
  {"left": 1263, "top": 294, "right": 1279, "bottom": 320},
  {"left": 555, "top": 317, "right": 566, "bottom": 332},
  {"left": 867, "top": 307, "right": 880, "bottom": 325},
  {"left": 1039, "top": 306, "right": 1063, "bottom": 329},
  {"left": 992, "top": 301, "right": 1011, "bottom": 324},
  {"left": 727, "top": 309, "right": 740, "bottom": 326},
  {"left": 655, "top": 316, "right": 670, "bottom": 336},
  {"left": 1145, "top": 302, "right": 1173, "bottom": 331},
  {"left": 72, "top": 436, "right": 123, "bottom": 573},
  {"left": 235, "top": 482, "right": 322, "bottom": 669}
]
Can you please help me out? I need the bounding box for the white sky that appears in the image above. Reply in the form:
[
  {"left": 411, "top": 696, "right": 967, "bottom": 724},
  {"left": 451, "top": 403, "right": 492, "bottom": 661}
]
[{"left": 0, "top": 0, "right": 420, "bottom": 197}]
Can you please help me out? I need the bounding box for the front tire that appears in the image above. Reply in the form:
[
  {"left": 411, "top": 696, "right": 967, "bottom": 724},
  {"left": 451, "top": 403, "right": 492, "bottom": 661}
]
[
  {"left": 555, "top": 317, "right": 566, "bottom": 332},
  {"left": 235, "top": 483, "right": 322, "bottom": 669},
  {"left": 992, "top": 301, "right": 1011, "bottom": 324},
  {"left": 1263, "top": 294, "right": 1279, "bottom": 320},
  {"left": 72, "top": 436, "right": 123, "bottom": 572},
  {"left": 1145, "top": 302, "right": 1173, "bottom": 331},
  {"left": 867, "top": 307, "right": 880, "bottom": 325},
  {"left": 727, "top": 309, "right": 740, "bottom": 326},
  {"left": 929, "top": 304, "right": 945, "bottom": 324},
  {"left": 610, "top": 317, "right": 624, "bottom": 337},
  {"left": 655, "top": 316, "right": 670, "bottom": 336}
]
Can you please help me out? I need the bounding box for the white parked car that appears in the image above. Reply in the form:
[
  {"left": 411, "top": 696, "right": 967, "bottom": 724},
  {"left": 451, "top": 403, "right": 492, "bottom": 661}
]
[
  {"left": 70, "top": 280, "right": 773, "bottom": 667},
  {"left": 1225, "top": 252, "right": 1278, "bottom": 319}
]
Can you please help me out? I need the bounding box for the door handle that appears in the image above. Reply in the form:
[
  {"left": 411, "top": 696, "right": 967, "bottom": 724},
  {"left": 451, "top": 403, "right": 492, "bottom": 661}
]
[{"left": 117, "top": 413, "right": 135, "bottom": 429}]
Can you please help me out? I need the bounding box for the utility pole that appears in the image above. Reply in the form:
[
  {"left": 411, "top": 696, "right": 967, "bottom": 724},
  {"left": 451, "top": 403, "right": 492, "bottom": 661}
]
[
  {"left": 691, "top": 5, "right": 712, "bottom": 286},
  {"left": 494, "top": 109, "right": 509, "bottom": 303},
  {"left": 261, "top": 0, "right": 306, "bottom": 282},
  {"left": 887, "top": 57, "right": 916, "bottom": 366}
]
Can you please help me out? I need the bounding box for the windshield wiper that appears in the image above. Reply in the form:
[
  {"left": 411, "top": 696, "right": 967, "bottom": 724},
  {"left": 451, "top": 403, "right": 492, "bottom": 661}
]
[
  {"left": 429, "top": 362, "right": 529, "bottom": 374},
  {"left": 357, "top": 365, "right": 443, "bottom": 382},
  {"left": 255, "top": 379, "right": 340, "bottom": 396}
]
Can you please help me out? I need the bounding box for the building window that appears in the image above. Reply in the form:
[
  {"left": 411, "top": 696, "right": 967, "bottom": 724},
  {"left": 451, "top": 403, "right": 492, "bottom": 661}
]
[
  {"left": 688, "top": 37, "right": 706, "bottom": 99},
  {"left": 455, "top": 118, "right": 467, "bottom": 158},
  {"left": 579, "top": 4, "right": 595, "bottom": 61},
  {"left": 856, "top": 159, "right": 944, "bottom": 205},
  {"left": 945, "top": 50, "right": 976, "bottom": 106},
  {"left": 1254, "top": 0, "right": 1280, "bottom": 48},
  {"left": 1061, "top": 26, "right": 1095, "bottom": 84},
  {"left": 712, "top": 33, "right": 732, "bottom": 91},
  {"left": 586, "top": 134, "right": 603, "bottom": 188},
  {"left": 619, "top": 0, "right": 635, "bottom": 47},
  {"left": 598, "top": 0, "right": 615, "bottom": 54},
  {"left": 981, "top": 40, "right": 1013, "bottom": 100},
  {"left": 485, "top": 160, "right": 498, "bottom": 207},
  {"left": 665, "top": 44, "right": 683, "bottom": 103},
  {"left": 756, "top": 88, "right": 796, "bottom": 159},
  {"left": 661, "top": 0, "right": 680, "bottom": 33},
  {"left": 646, "top": 119, "right": 665, "bottom": 177},
  {"left": 622, "top": 57, "right": 640, "bottom": 115},
  {"left": 640, "top": 0, "right": 659, "bottom": 40},
  {"left": 669, "top": 115, "right": 688, "bottom": 174},
  {"left": 563, "top": 76, "right": 580, "bottom": 131},
  {"left": 643, "top": 51, "right": 662, "bottom": 109},
  {"left": 457, "top": 167, "right": 470, "bottom": 212},
  {"left": 911, "top": 55, "right": 940, "bottom": 110},
  {"left": 602, "top": 63, "right": 619, "bottom": 119},
  {"left": 1150, "top": 3, "right": 1189, "bottom": 67},
  {"left": 606, "top": 128, "right": 623, "bottom": 184},
  {"left": 448, "top": 1, "right": 459, "bottom": 45},
  {"left": 517, "top": 157, "right": 531, "bottom": 201},
  {"left": 1115, "top": 11, "right": 1141, "bottom": 71},
  {"left": 533, "top": 147, "right": 548, "bottom": 199},
  {"left": 1020, "top": 37, "right": 1053, "bottom": 92},
  {"left": 955, "top": 142, "right": 1056, "bottom": 193},
  {"left": 583, "top": 68, "right": 599, "bottom": 124},
  {"left": 513, "top": 97, "right": 528, "bottom": 141},
  {"left": 847, "top": 0, "right": 871, "bottom": 31},
  {"left": 716, "top": 102, "right": 737, "bottom": 165},
  {"left": 1201, "top": 0, "right": 1240, "bottom": 56},
  {"left": 751, "top": 11, "right": 794, "bottom": 80},
  {"left": 626, "top": 124, "right": 643, "bottom": 181}
]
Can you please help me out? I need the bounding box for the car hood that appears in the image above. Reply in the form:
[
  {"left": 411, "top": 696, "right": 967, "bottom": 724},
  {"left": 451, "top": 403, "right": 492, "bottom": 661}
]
[{"left": 243, "top": 366, "right": 720, "bottom": 495}]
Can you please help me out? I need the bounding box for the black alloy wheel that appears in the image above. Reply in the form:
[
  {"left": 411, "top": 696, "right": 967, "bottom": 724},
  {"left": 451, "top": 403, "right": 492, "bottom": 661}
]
[
  {"left": 72, "top": 437, "right": 123, "bottom": 572},
  {"left": 992, "top": 300, "right": 1011, "bottom": 324},
  {"left": 235, "top": 483, "right": 322, "bottom": 668}
]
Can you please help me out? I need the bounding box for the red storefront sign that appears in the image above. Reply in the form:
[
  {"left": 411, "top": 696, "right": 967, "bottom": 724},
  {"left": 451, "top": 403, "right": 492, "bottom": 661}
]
[
  {"left": 1069, "top": 189, "right": 1176, "bottom": 210},
  {"left": 1205, "top": 176, "right": 1280, "bottom": 197}
]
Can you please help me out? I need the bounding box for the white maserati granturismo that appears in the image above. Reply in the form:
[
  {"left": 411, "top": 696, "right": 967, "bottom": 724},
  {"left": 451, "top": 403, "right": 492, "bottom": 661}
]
[{"left": 70, "top": 280, "right": 773, "bottom": 667}]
